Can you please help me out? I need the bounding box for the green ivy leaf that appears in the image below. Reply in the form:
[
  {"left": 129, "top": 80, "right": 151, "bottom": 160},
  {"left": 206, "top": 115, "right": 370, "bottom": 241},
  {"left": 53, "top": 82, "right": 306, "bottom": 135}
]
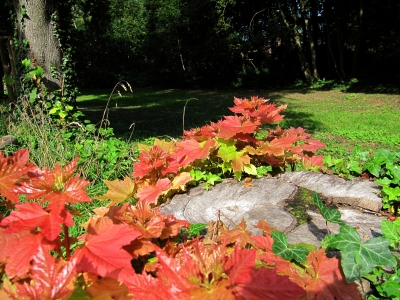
[
  {"left": 327, "top": 225, "right": 396, "bottom": 282},
  {"left": 29, "top": 88, "right": 37, "bottom": 104},
  {"left": 382, "top": 186, "right": 400, "bottom": 201},
  {"left": 3, "top": 75, "right": 14, "bottom": 85},
  {"left": 271, "top": 231, "right": 309, "bottom": 263},
  {"left": 387, "top": 164, "right": 400, "bottom": 185},
  {"left": 381, "top": 219, "right": 400, "bottom": 248},
  {"left": 313, "top": 192, "right": 345, "bottom": 226},
  {"left": 377, "top": 280, "right": 400, "bottom": 299},
  {"left": 205, "top": 173, "right": 222, "bottom": 186},
  {"left": 364, "top": 148, "right": 395, "bottom": 177},
  {"left": 22, "top": 59, "right": 30, "bottom": 69}
]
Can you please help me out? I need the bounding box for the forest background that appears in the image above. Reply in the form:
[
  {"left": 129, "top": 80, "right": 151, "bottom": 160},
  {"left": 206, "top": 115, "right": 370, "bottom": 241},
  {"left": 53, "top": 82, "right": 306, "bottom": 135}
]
[{"left": 1, "top": 0, "right": 399, "bottom": 94}]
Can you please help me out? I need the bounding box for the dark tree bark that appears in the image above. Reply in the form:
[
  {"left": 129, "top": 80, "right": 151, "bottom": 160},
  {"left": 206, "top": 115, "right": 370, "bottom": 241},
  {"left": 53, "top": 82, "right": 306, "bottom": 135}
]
[
  {"left": 14, "top": 0, "right": 62, "bottom": 92},
  {"left": 300, "top": 0, "right": 319, "bottom": 80},
  {"left": 277, "top": 0, "right": 314, "bottom": 82},
  {"left": 351, "top": 0, "right": 364, "bottom": 78}
]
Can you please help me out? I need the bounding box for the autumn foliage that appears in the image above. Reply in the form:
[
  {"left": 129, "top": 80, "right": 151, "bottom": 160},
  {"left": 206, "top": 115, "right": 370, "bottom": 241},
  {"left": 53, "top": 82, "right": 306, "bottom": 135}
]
[{"left": 0, "top": 97, "right": 360, "bottom": 299}]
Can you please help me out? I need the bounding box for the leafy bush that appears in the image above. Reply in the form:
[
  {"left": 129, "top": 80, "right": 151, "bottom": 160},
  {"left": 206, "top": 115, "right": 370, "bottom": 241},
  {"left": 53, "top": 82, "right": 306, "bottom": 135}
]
[
  {"left": 1, "top": 149, "right": 398, "bottom": 299},
  {"left": 322, "top": 147, "right": 400, "bottom": 213},
  {"left": 0, "top": 149, "right": 357, "bottom": 299}
]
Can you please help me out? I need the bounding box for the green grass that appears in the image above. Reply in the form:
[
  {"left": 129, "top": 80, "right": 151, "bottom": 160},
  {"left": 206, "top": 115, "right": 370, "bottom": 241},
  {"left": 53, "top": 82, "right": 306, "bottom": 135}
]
[{"left": 77, "top": 87, "right": 400, "bottom": 157}]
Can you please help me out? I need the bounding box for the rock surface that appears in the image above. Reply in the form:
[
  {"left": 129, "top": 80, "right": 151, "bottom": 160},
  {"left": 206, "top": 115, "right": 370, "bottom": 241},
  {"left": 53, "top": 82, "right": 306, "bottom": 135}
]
[
  {"left": 0, "top": 135, "right": 18, "bottom": 149},
  {"left": 281, "top": 171, "right": 382, "bottom": 212},
  {"left": 161, "top": 171, "right": 385, "bottom": 247}
]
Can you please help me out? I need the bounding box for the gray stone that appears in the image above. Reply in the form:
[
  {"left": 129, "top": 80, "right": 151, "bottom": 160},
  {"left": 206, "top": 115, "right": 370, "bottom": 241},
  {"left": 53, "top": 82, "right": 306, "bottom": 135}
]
[
  {"left": 0, "top": 135, "right": 18, "bottom": 149},
  {"left": 161, "top": 171, "right": 386, "bottom": 247},
  {"left": 281, "top": 171, "right": 382, "bottom": 212},
  {"left": 287, "top": 209, "right": 385, "bottom": 247},
  {"left": 161, "top": 177, "right": 297, "bottom": 234}
]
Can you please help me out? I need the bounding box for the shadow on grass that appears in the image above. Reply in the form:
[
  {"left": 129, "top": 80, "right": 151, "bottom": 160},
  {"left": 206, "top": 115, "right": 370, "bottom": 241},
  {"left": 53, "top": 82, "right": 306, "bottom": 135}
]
[{"left": 77, "top": 88, "right": 325, "bottom": 140}]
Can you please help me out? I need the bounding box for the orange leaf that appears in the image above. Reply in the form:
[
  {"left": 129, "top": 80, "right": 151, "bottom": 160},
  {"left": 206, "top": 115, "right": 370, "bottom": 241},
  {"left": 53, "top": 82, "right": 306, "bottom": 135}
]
[
  {"left": 226, "top": 246, "right": 305, "bottom": 300},
  {"left": 217, "top": 115, "right": 260, "bottom": 140},
  {"left": 96, "top": 176, "right": 137, "bottom": 206},
  {"left": 137, "top": 178, "right": 171, "bottom": 204},
  {"left": 86, "top": 277, "right": 132, "bottom": 300},
  {"left": 173, "top": 138, "right": 217, "bottom": 165},
  {"left": 254, "top": 220, "right": 280, "bottom": 235},
  {"left": 216, "top": 218, "right": 255, "bottom": 248},
  {"left": 0, "top": 149, "right": 35, "bottom": 202},
  {"left": 301, "top": 249, "right": 361, "bottom": 300}
]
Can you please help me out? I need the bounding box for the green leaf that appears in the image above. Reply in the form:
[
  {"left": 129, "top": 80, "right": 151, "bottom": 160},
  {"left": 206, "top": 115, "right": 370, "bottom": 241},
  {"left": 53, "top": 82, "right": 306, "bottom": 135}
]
[
  {"left": 381, "top": 219, "right": 400, "bottom": 248},
  {"left": 256, "top": 165, "right": 272, "bottom": 177},
  {"left": 59, "top": 111, "right": 68, "bottom": 118},
  {"left": 364, "top": 148, "right": 395, "bottom": 177},
  {"left": 382, "top": 186, "right": 400, "bottom": 201},
  {"left": 378, "top": 280, "right": 400, "bottom": 298},
  {"left": 29, "top": 88, "right": 37, "bottom": 104},
  {"left": 188, "top": 223, "right": 207, "bottom": 237},
  {"left": 49, "top": 107, "right": 59, "bottom": 115},
  {"left": 205, "top": 173, "right": 222, "bottom": 186},
  {"left": 243, "top": 163, "right": 257, "bottom": 175},
  {"left": 3, "top": 75, "right": 14, "bottom": 85},
  {"left": 327, "top": 225, "right": 397, "bottom": 282},
  {"left": 313, "top": 192, "right": 345, "bottom": 225},
  {"left": 375, "top": 177, "right": 392, "bottom": 186},
  {"left": 22, "top": 58, "right": 30, "bottom": 68},
  {"left": 29, "top": 66, "right": 44, "bottom": 77},
  {"left": 348, "top": 159, "right": 362, "bottom": 174},
  {"left": 387, "top": 164, "right": 400, "bottom": 185},
  {"left": 271, "top": 231, "right": 309, "bottom": 263}
]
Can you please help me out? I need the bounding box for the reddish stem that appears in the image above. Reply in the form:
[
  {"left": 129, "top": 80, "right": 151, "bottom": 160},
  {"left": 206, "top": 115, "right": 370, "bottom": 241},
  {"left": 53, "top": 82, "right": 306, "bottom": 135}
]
[{"left": 64, "top": 225, "right": 71, "bottom": 260}]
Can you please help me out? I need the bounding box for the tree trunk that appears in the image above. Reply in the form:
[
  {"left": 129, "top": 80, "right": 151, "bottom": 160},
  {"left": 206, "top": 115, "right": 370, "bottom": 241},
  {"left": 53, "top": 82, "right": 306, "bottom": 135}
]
[
  {"left": 277, "top": 1, "right": 314, "bottom": 82},
  {"left": 0, "top": 37, "right": 16, "bottom": 101},
  {"left": 324, "top": 1, "right": 343, "bottom": 82},
  {"left": 14, "top": 0, "right": 62, "bottom": 92},
  {"left": 351, "top": 0, "right": 364, "bottom": 78},
  {"left": 333, "top": 0, "right": 346, "bottom": 80},
  {"left": 300, "top": 0, "right": 319, "bottom": 80}
]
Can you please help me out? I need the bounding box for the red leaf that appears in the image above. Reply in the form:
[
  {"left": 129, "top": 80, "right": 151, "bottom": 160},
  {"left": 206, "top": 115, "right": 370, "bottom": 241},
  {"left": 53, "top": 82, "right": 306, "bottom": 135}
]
[
  {"left": 0, "top": 228, "right": 45, "bottom": 278},
  {"left": 301, "top": 249, "right": 361, "bottom": 300},
  {"left": 16, "top": 157, "right": 91, "bottom": 205},
  {"left": 173, "top": 138, "right": 217, "bottom": 165},
  {"left": 1, "top": 202, "right": 67, "bottom": 241},
  {"left": 235, "top": 267, "right": 305, "bottom": 300},
  {"left": 137, "top": 178, "right": 171, "bottom": 204},
  {"left": 160, "top": 214, "right": 190, "bottom": 240},
  {"left": 226, "top": 246, "right": 305, "bottom": 300},
  {"left": 132, "top": 145, "right": 171, "bottom": 178},
  {"left": 183, "top": 122, "right": 219, "bottom": 142},
  {"left": 217, "top": 116, "right": 260, "bottom": 140},
  {"left": 229, "top": 96, "right": 286, "bottom": 125},
  {"left": 303, "top": 155, "right": 324, "bottom": 168},
  {"left": 2, "top": 245, "right": 78, "bottom": 299},
  {"left": 76, "top": 217, "right": 141, "bottom": 282},
  {"left": 0, "top": 149, "right": 35, "bottom": 202},
  {"left": 225, "top": 246, "right": 256, "bottom": 284},
  {"left": 154, "top": 248, "right": 196, "bottom": 295},
  {"left": 124, "top": 272, "right": 177, "bottom": 300}
]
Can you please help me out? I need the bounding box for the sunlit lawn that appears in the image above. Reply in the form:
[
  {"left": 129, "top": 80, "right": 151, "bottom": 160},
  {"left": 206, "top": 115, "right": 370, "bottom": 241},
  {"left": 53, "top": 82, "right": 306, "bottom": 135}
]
[{"left": 77, "top": 87, "right": 400, "bottom": 157}]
